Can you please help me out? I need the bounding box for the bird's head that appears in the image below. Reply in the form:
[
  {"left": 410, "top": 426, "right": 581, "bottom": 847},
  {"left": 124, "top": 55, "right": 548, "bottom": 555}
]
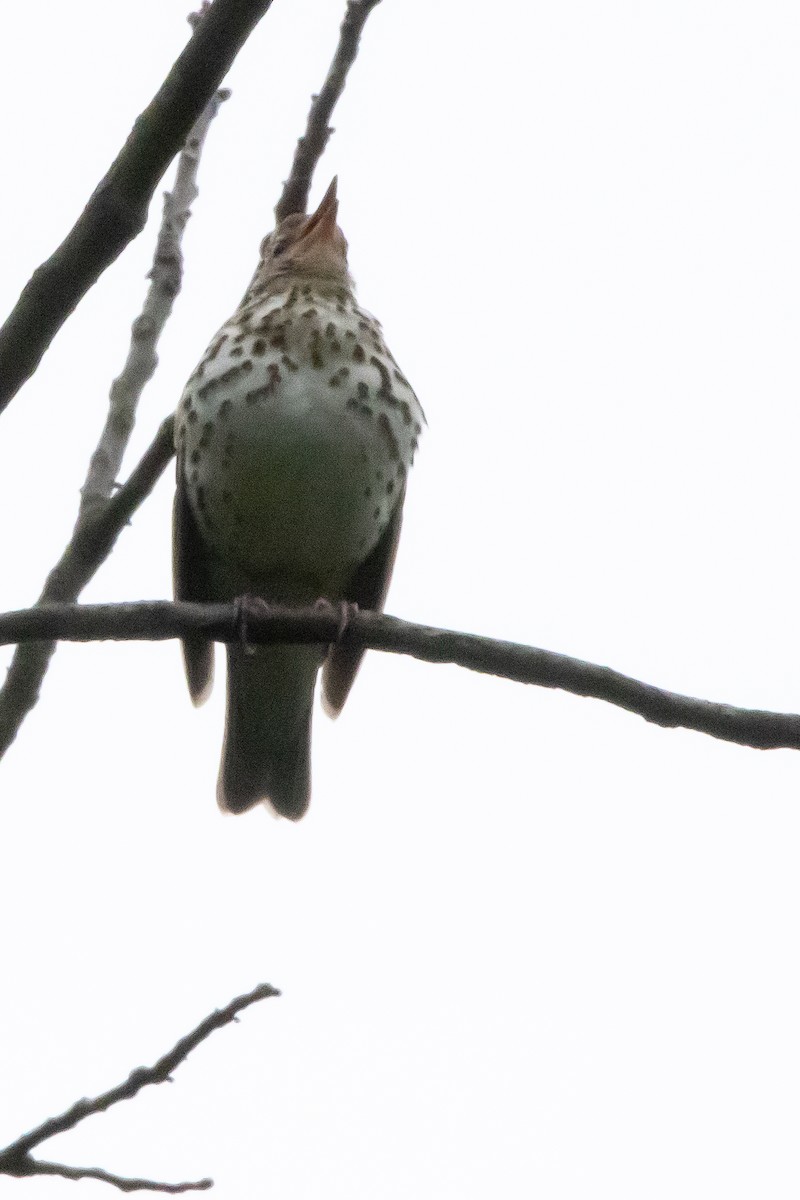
[{"left": 257, "top": 178, "right": 351, "bottom": 288}]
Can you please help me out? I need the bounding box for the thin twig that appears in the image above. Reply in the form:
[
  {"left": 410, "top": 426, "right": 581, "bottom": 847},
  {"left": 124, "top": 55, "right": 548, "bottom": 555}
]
[
  {"left": 0, "top": 0, "right": 274, "bottom": 418},
  {"left": 0, "top": 74, "right": 226, "bottom": 757},
  {"left": 275, "top": 0, "right": 383, "bottom": 222},
  {"left": 0, "top": 600, "right": 797, "bottom": 753},
  {"left": 0, "top": 982, "right": 279, "bottom": 1193},
  {"left": 82, "top": 86, "right": 229, "bottom": 513},
  {"left": 10, "top": 1159, "right": 212, "bottom": 1194},
  {"left": 0, "top": 417, "right": 176, "bottom": 757}
]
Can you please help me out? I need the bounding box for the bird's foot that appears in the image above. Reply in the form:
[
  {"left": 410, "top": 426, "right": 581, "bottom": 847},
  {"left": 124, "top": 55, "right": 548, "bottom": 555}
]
[
  {"left": 234, "top": 594, "right": 271, "bottom": 657},
  {"left": 314, "top": 598, "right": 359, "bottom": 643}
]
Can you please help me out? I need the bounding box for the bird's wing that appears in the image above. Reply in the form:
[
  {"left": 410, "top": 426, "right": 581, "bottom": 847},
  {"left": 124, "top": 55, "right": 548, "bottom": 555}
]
[
  {"left": 173, "top": 453, "right": 215, "bottom": 706},
  {"left": 322, "top": 484, "right": 406, "bottom": 717}
]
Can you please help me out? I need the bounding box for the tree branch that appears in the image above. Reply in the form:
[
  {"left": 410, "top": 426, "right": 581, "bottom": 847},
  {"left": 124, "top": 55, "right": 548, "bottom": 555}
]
[
  {"left": 275, "top": 0, "right": 383, "bottom": 222},
  {"left": 0, "top": 600, "right": 797, "bottom": 753},
  {"left": 0, "top": 982, "right": 279, "bottom": 1193},
  {"left": 82, "top": 85, "right": 229, "bottom": 514},
  {"left": 0, "top": 418, "right": 175, "bottom": 757},
  {"left": 0, "top": 0, "right": 274, "bottom": 418}
]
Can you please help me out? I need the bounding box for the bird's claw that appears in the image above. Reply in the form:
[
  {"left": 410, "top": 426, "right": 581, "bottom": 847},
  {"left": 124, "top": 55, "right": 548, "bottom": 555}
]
[
  {"left": 234, "top": 594, "right": 271, "bottom": 656},
  {"left": 314, "top": 598, "right": 359, "bottom": 643}
]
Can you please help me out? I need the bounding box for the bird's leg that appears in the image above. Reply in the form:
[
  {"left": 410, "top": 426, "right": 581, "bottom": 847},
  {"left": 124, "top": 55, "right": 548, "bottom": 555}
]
[
  {"left": 234, "top": 594, "right": 272, "bottom": 657},
  {"left": 313, "top": 598, "right": 359, "bottom": 643}
]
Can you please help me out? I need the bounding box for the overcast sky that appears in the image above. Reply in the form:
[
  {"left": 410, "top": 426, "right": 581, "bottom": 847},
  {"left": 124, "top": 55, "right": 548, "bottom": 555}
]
[{"left": 2, "top": 2, "right": 800, "bottom": 1197}]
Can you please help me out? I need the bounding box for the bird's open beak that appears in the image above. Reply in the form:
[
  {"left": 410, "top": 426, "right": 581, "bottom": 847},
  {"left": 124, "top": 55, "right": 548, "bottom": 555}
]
[{"left": 300, "top": 177, "right": 339, "bottom": 243}]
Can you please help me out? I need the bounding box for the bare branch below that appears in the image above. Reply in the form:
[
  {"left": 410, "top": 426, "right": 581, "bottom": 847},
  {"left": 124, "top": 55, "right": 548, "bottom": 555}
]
[
  {"left": 0, "top": 600, "right": 798, "bottom": 753},
  {"left": 0, "top": 982, "right": 279, "bottom": 1193},
  {"left": 275, "top": 0, "right": 383, "bottom": 222},
  {"left": 0, "top": 0, "right": 274, "bottom": 417}
]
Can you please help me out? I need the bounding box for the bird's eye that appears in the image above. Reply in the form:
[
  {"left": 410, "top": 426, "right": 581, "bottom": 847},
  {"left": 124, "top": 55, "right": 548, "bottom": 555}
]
[{"left": 272, "top": 240, "right": 288, "bottom": 258}]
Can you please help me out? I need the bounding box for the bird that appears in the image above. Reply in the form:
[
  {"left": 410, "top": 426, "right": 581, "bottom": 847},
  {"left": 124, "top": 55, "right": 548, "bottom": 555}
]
[{"left": 173, "top": 178, "right": 423, "bottom": 819}]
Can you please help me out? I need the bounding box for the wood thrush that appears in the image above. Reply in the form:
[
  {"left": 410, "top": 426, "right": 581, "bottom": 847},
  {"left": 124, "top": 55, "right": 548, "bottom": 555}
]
[{"left": 173, "top": 179, "right": 423, "bottom": 818}]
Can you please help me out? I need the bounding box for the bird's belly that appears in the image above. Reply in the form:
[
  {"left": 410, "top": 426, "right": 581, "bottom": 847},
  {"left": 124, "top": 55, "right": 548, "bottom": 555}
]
[{"left": 184, "top": 381, "right": 399, "bottom": 598}]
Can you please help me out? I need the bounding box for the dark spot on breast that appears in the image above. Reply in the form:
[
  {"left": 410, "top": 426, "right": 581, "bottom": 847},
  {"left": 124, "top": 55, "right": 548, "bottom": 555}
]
[
  {"left": 377, "top": 413, "right": 401, "bottom": 461},
  {"left": 352, "top": 344, "right": 365, "bottom": 364},
  {"left": 187, "top": 409, "right": 199, "bottom": 425},
  {"left": 214, "top": 363, "right": 247, "bottom": 389},
  {"left": 329, "top": 367, "right": 350, "bottom": 387},
  {"left": 325, "top": 322, "right": 336, "bottom": 338},
  {"left": 219, "top": 398, "right": 232, "bottom": 419},
  {"left": 247, "top": 362, "right": 282, "bottom": 403},
  {"left": 206, "top": 335, "right": 227, "bottom": 362},
  {"left": 181, "top": 395, "right": 193, "bottom": 412},
  {"left": 253, "top": 338, "right": 267, "bottom": 355},
  {"left": 270, "top": 333, "right": 287, "bottom": 350},
  {"left": 242, "top": 359, "right": 254, "bottom": 373},
  {"left": 302, "top": 308, "right": 318, "bottom": 320},
  {"left": 311, "top": 350, "right": 324, "bottom": 369},
  {"left": 364, "top": 486, "right": 372, "bottom": 498},
  {"left": 199, "top": 421, "right": 215, "bottom": 449},
  {"left": 282, "top": 354, "right": 299, "bottom": 372},
  {"left": 370, "top": 355, "right": 392, "bottom": 397},
  {"left": 190, "top": 450, "right": 200, "bottom": 465},
  {"left": 357, "top": 381, "right": 369, "bottom": 400}
]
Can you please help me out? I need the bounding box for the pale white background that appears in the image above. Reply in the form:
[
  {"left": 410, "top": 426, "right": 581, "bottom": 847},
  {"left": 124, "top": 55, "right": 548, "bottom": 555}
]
[{"left": 1, "top": 2, "right": 799, "bottom": 1196}]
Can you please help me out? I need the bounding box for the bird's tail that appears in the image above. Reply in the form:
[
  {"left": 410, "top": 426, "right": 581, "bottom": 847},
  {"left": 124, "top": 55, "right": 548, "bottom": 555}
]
[{"left": 218, "top": 643, "right": 323, "bottom": 819}]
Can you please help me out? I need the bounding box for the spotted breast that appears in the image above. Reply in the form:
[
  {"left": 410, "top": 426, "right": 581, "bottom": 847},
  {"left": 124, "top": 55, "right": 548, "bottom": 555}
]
[{"left": 173, "top": 177, "right": 424, "bottom": 819}]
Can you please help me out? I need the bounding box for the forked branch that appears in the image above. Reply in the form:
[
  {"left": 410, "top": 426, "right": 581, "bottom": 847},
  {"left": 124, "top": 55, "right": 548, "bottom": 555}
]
[{"left": 0, "top": 983, "right": 279, "bottom": 1193}]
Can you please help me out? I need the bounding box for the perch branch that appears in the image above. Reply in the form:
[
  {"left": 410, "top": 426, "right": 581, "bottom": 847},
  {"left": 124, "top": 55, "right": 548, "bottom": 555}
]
[
  {"left": 0, "top": 0, "right": 274, "bottom": 418},
  {"left": 275, "top": 0, "right": 383, "bottom": 222},
  {"left": 0, "top": 982, "right": 279, "bottom": 1193},
  {"left": 0, "top": 600, "right": 798, "bottom": 753}
]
